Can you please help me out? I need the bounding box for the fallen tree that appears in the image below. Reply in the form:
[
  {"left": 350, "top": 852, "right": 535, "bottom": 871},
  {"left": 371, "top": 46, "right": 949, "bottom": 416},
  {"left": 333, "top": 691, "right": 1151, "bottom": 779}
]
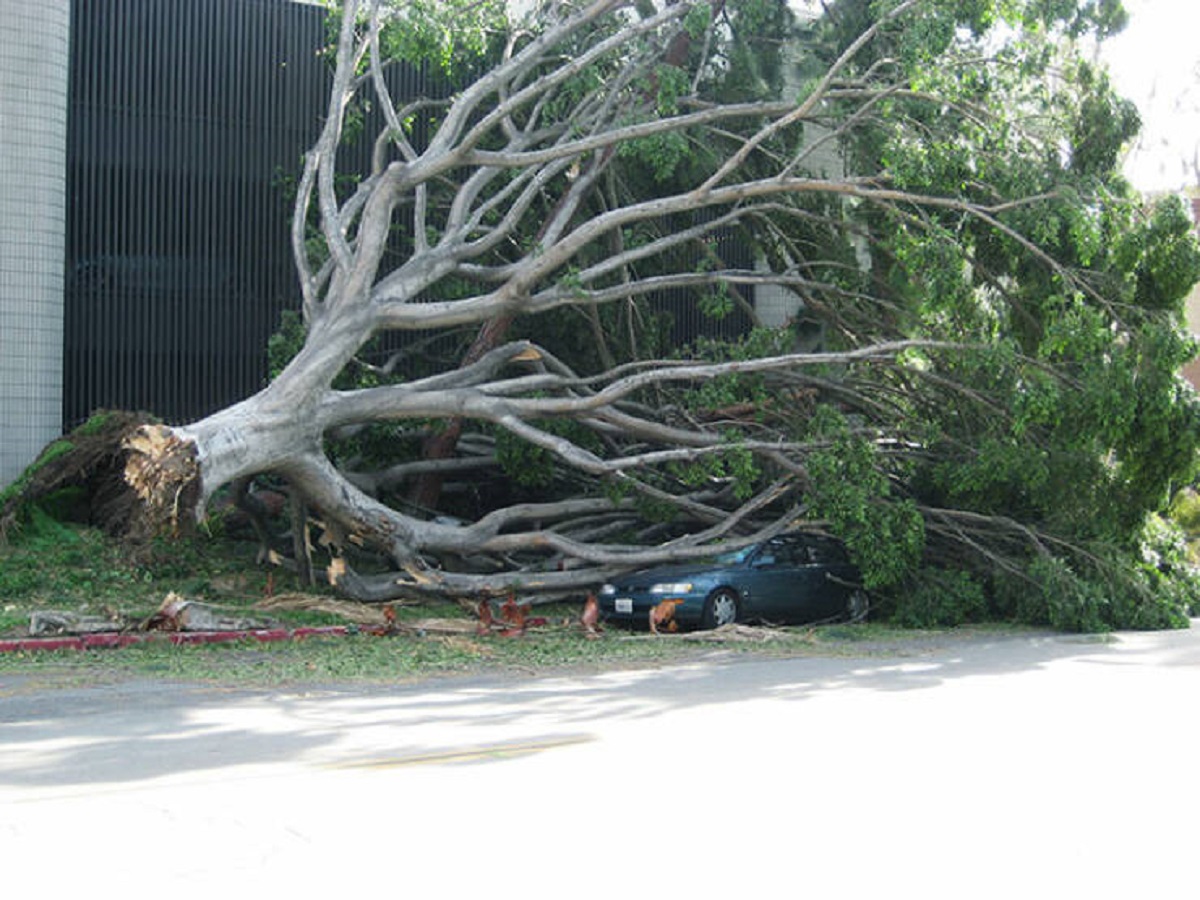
[{"left": 38, "top": 0, "right": 1200, "bottom": 626}]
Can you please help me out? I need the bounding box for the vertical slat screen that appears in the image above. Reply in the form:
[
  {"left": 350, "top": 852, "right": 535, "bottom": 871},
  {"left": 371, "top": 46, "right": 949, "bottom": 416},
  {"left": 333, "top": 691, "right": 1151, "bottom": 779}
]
[
  {"left": 64, "top": 0, "right": 330, "bottom": 427},
  {"left": 62, "top": 0, "right": 751, "bottom": 432}
]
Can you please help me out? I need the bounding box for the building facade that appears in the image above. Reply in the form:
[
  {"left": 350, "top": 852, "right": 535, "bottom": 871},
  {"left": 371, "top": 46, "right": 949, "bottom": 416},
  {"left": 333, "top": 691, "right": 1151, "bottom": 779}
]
[
  {"left": 2, "top": 0, "right": 329, "bottom": 488},
  {"left": 0, "top": 0, "right": 70, "bottom": 488},
  {"left": 0, "top": 0, "right": 750, "bottom": 488}
]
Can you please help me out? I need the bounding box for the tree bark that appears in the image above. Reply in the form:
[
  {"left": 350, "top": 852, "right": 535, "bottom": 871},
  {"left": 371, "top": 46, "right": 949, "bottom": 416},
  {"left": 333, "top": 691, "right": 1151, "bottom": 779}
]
[{"left": 102, "top": 0, "right": 1174, "bottom": 610}]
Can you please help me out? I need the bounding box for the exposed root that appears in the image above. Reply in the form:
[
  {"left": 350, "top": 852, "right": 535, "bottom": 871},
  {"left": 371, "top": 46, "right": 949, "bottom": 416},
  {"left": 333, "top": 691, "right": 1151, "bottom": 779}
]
[{"left": 122, "top": 424, "right": 202, "bottom": 537}]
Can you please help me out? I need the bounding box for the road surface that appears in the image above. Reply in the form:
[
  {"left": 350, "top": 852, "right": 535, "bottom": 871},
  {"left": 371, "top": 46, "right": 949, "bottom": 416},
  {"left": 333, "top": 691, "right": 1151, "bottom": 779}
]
[{"left": 2, "top": 626, "right": 1198, "bottom": 898}]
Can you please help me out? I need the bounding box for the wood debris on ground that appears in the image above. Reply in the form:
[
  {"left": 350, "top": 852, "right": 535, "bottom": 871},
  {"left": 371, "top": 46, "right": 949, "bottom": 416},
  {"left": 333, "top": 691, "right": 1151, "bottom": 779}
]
[
  {"left": 143, "top": 592, "right": 275, "bottom": 632},
  {"left": 678, "top": 623, "right": 808, "bottom": 643},
  {"left": 254, "top": 593, "right": 394, "bottom": 626},
  {"left": 28, "top": 609, "right": 137, "bottom": 636}
]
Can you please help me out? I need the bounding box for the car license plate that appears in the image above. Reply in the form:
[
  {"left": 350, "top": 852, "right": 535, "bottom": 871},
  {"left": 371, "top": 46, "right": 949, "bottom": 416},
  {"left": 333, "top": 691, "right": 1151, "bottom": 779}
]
[{"left": 615, "top": 598, "right": 633, "bottom": 614}]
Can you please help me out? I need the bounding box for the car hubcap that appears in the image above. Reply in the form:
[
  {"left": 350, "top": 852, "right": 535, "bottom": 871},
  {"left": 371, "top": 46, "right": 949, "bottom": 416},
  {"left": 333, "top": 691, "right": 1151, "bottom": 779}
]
[{"left": 713, "top": 594, "right": 736, "bottom": 626}]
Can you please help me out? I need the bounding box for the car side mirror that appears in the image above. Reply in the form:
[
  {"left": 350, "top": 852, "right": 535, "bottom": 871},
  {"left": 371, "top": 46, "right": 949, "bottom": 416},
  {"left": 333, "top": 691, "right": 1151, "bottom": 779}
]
[{"left": 753, "top": 554, "right": 776, "bottom": 567}]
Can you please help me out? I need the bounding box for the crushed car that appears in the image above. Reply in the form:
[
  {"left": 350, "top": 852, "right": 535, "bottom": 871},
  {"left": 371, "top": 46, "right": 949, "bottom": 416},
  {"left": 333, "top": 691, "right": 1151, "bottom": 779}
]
[{"left": 598, "top": 533, "right": 867, "bottom": 631}]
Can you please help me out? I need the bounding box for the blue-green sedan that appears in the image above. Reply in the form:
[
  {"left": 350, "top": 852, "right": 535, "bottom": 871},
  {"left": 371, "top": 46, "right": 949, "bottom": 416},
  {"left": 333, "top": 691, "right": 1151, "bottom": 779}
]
[{"left": 598, "top": 533, "right": 867, "bottom": 630}]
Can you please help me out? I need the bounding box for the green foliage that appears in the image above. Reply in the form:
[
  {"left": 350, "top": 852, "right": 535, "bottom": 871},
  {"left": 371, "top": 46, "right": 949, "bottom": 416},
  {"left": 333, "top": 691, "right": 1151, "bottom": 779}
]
[
  {"left": 635, "top": 493, "right": 682, "bottom": 525},
  {"left": 698, "top": 284, "right": 735, "bottom": 320},
  {"left": 1122, "top": 196, "right": 1200, "bottom": 312},
  {"left": 325, "top": 0, "right": 506, "bottom": 77},
  {"left": 331, "top": 422, "right": 424, "bottom": 474},
  {"left": 804, "top": 414, "right": 925, "bottom": 589},
  {"left": 988, "top": 523, "right": 1198, "bottom": 632},
  {"left": 1022, "top": 556, "right": 1111, "bottom": 632},
  {"left": 270, "top": 0, "right": 1199, "bottom": 635},
  {"left": 720, "top": 440, "right": 760, "bottom": 501},
  {"left": 865, "top": 17, "right": 1200, "bottom": 581},
  {"left": 0, "top": 440, "right": 74, "bottom": 511},
  {"left": 884, "top": 567, "right": 988, "bottom": 628},
  {"left": 1135, "top": 515, "right": 1200, "bottom": 618},
  {"left": 681, "top": 328, "right": 793, "bottom": 416},
  {"left": 1068, "top": 63, "right": 1140, "bottom": 177},
  {"left": 495, "top": 430, "right": 557, "bottom": 490},
  {"left": 495, "top": 417, "right": 604, "bottom": 490},
  {"left": 683, "top": 2, "right": 712, "bottom": 39},
  {"left": 712, "top": 0, "right": 797, "bottom": 101},
  {"left": 267, "top": 310, "right": 307, "bottom": 381},
  {"left": 1003, "top": 552, "right": 1193, "bottom": 633},
  {"left": 73, "top": 411, "right": 120, "bottom": 437},
  {"left": 666, "top": 436, "right": 761, "bottom": 501},
  {"left": 616, "top": 130, "right": 693, "bottom": 183},
  {"left": 1168, "top": 489, "right": 1200, "bottom": 539}
]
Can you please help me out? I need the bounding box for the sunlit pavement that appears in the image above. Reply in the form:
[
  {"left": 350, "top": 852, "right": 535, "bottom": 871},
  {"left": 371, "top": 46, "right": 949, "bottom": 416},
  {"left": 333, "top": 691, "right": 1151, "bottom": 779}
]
[{"left": 2, "top": 626, "right": 1198, "bottom": 898}]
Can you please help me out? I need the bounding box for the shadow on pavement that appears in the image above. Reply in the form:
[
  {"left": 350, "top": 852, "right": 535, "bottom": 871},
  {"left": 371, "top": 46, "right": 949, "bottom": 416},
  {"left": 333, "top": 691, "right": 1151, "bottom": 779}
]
[{"left": 0, "top": 622, "right": 1195, "bottom": 789}]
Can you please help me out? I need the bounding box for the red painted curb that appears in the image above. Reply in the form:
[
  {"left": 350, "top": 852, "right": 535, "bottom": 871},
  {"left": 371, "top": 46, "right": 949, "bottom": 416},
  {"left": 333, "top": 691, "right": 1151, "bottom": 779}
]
[{"left": 0, "top": 625, "right": 388, "bottom": 654}]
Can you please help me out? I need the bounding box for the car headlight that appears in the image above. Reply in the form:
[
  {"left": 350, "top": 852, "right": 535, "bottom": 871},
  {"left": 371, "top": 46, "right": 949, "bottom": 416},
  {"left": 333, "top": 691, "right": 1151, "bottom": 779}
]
[
  {"left": 649, "top": 582, "right": 694, "bottom": 595},
  {"left": 599, "top": 584, "right": 617, "bottom": 596}
]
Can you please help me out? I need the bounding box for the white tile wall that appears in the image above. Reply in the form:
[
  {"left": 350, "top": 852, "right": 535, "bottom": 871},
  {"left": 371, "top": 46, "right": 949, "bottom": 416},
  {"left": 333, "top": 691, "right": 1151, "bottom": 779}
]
[{"left": 0, "top": 0, "right": 69, "bottom": 488}]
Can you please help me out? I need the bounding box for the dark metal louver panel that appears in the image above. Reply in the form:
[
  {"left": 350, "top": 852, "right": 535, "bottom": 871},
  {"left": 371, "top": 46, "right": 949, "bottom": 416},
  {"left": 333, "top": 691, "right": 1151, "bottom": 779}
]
[
  {"left": 64, "top": 0, "right": 329, "bottom": 426},
  {"left": 62, "top": 0, "right": 749, "bottom": 430}
]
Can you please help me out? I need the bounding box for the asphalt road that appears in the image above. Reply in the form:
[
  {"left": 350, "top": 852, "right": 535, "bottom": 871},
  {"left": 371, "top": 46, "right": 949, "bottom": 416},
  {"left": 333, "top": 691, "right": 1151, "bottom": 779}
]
[{"left": 2, "top": 626, "right": 1198, "bottom": 898}]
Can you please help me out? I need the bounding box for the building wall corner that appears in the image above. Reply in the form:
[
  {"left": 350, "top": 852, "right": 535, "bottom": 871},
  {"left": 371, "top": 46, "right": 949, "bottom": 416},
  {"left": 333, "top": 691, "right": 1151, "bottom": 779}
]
[{"left": 0, "top": 0, "right": 70, "bottom": 487}]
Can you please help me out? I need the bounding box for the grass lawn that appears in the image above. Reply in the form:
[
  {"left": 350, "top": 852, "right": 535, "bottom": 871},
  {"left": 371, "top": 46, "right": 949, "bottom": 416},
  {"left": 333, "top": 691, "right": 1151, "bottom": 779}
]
[{"left": 0, "top": 511, "right": 994, "bottom": 688}]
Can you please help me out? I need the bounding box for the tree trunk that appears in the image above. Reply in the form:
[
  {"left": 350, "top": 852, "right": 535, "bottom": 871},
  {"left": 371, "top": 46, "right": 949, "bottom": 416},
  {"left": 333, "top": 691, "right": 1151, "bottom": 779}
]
[
  {"left": 87, "top": 0, "right": 1189, "bottom": 619},
  {"left": 124, "top": 306, "right": 371, "bottom": 531},
  {"left": 408, "top": 313, "right": 515, "bottom": 512}
]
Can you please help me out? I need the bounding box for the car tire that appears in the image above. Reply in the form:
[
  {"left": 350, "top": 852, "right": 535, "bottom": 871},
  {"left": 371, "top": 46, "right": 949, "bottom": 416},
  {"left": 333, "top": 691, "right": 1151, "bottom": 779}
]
[
  {"left": 846, "top": 589, "right": 869, "bottom": 623},
  {"left": 701, "top": 588, "right": 740, "bottom": 630}
]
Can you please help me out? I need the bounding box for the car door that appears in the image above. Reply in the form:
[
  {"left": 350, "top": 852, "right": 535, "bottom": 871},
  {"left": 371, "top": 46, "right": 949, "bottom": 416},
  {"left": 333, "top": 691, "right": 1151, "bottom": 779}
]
[
  {"left": 742, "top": 536, "right": 858, "bottom": 624},
  {"left": 802, "top": 537, "right": 857, "bottom": 621},
  {"left": 742, "top": 536, "right": 819, "bottom": 623}
]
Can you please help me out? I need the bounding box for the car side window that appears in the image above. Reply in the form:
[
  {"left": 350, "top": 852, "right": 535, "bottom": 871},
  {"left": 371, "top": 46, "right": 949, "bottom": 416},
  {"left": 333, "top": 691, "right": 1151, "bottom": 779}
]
[
  {"left": 761, "top": 535, "right": 851, "bottom": 566},
  {"left": 756, "top": 539, "right": 790, "bottom": 567},
  {"left": 809, "top": 539, "right": 849, "bottom": 565},
  {"left": 774, "top": 539, "right": 808, "bottom": 566}
]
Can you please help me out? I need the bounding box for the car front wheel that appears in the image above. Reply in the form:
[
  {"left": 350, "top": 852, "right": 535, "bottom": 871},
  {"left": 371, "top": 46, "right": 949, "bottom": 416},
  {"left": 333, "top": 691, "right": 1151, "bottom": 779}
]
[{"left": 701, "top": 588, "right": 740, "bottom": 630}]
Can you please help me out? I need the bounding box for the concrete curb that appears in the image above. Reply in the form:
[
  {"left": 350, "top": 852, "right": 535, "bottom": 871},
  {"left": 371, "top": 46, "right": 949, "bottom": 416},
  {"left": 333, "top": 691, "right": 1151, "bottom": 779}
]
[{"left": 0, "top": 625, "right": 389, "bottom": 653}]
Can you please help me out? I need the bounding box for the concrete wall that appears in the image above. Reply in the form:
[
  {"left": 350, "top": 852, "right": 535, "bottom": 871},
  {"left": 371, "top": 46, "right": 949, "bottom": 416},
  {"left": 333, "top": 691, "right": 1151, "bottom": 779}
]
[
  {"left": 1182, "top": 284, "right": 1200, "bottom": 388},
  {"left": 754, "top": 10, "right": 854, "bottom": 331},
  {"left": 1182, "top": 197, "right": 1200, "bottom": 389},
  {"left": 0, "top": 0, "right": 70, "bottom": 487}
]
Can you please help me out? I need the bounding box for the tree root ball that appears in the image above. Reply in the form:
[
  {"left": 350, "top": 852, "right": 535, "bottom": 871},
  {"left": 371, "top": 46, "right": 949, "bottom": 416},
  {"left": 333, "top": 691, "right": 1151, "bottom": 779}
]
[{"left": 0, "top": 411, "right": 199, "bottom": 544}]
